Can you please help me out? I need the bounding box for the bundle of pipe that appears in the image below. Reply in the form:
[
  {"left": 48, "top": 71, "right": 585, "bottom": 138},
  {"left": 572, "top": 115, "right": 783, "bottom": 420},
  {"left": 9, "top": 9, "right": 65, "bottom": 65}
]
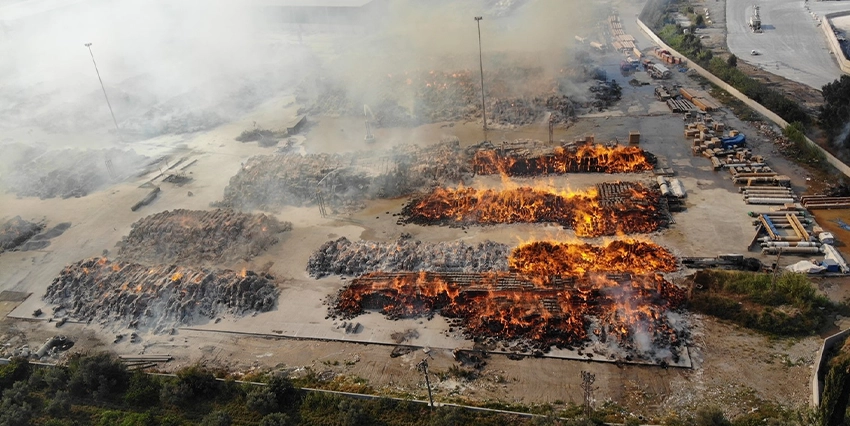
[
  {"left": 762, "top": 246, "right": 821, "bottom": 254},
  {"left": 656, "top": 176, "right": 686, "bottom": 198},
  {"left": 801, "top": 196, "right": 850, "bottom": 209},
  {"left": 746, "top": 197, "right": 795, "bottom": 205},
  {"left": 758, "top": 238, "right": 820, "bottom": 248}
]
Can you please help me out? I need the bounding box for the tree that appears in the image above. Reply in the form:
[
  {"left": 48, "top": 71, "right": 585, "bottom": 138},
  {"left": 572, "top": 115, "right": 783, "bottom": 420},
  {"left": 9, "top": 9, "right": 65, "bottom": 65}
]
[
  {"left": 124, "top": 371, "right": 161, "bottom": 408},
  {"left": 820, "top": 75, "right": 850, "bottom": 147},
  {"left": 0, "top": 357, "right": 30, "bottom": 391},
  {"left": 47, "top": 390, "right": 72, "bottom": 417},
  {"left": 727, "top": 54, "right": 738, "bottom": 68},
  {"left": 246, "top": 387, "right": 279, "bottom": 415},
  {"left": 200, "top": 410, "right": 232, "bottom": 426},
  {"left": 259, "top": 413, "right": 292, "bottom": 426},
  {"left": 268, "top": 375, "right": 298, "bottom": 408},
  {"left": 68, "top": 353, "right": 129, "bottom": 401}
]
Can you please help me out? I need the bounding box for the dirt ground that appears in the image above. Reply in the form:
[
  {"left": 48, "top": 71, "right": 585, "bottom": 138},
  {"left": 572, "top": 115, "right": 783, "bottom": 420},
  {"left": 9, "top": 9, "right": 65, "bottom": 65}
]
[{"left": 0, "top": 0, "right": 844, "bottom": 420}]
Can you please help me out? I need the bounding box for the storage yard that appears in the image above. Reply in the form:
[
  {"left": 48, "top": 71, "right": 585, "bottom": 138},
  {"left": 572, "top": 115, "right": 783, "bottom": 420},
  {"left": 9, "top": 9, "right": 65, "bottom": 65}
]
[{"left": 1, "top": 0, "right": 850, "bottom": 420}]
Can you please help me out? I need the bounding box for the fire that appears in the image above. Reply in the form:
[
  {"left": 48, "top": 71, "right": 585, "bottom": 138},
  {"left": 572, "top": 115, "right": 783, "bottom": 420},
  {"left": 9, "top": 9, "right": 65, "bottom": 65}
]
[
  {"left": 171, "top": 272, "right": 184, "bottom": 282},
  {"left": 332, "top": 271, "right": 686, "bottom": 356},
  {"left": 509, "top": 240, "right": 677, "bottom": 281},
  {"left": 239, "top": 268, "right": 247, "bottom": 278},
  {"left": 400, "top": 182, "right": 667, "bottom": 237},
  {"left": 473, "top": 144, "right": 655, "bottom": 175}
]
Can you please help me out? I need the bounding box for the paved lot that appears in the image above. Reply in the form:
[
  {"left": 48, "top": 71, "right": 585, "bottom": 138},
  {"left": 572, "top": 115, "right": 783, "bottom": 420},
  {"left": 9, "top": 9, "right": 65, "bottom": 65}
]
[{"left": 727, "top": 0, "right": 847, "bottom": 89}]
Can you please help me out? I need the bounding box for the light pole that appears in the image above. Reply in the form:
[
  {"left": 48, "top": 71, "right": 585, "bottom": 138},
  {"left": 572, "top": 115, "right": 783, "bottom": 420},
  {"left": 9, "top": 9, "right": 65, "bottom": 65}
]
[
  {"left": 85, "top": 43, "right": 122, "bottom": 142},
  {"left": 474, "top": 16, "right": 486, "bottom": 132}
]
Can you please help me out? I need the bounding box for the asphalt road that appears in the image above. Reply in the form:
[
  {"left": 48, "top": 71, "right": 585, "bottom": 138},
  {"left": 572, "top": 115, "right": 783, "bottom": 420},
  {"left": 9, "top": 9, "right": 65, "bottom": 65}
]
[{"left": 726, "top": 0, "right": 848, "bottom": 89}]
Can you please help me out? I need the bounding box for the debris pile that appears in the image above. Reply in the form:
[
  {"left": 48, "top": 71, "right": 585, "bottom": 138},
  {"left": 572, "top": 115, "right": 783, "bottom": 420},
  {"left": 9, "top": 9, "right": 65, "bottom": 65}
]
[
  {"left": 3, "top": 148, "right": 148, "bottom": 199},
  {"left": 216, "top": 142, "right": 470, "bottom": 212},
  {"left": 329, "top": 271, "right": 687, "bottom": 361},
  {"left": 43, "top": 257, "right": 278, "bottom": 332},
  {"left": 0, "top": 216, "right": 44, "bottom": 253},
  {"left": 471, "top": 141, "right": 655, "bottom": 175},
  {"left": 117, "top": 209, "right": 291, "bottom": 265},
  {"left": 307, "top": 237, "right": 509, "bottom": 278},
  {"left": 589, "top": 80, "right": 622, "bottom": 109},
  {"left": 400, "top": 182, "right": 668, "bottom": 237}
]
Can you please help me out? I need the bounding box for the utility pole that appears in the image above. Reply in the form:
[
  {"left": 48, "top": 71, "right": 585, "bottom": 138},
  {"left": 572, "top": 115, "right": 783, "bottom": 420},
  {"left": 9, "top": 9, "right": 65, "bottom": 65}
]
[
  {"left": 474, "top": 16, "right": 487, "bottom": 133},
  {"left": 418, "top": 359, "right": 434, "bottom": 409},
  {"left": 84, "top": 43, "right": 123, "bottom": 143},
  {"left": 580, "top": 371, "right": 596, "bottom": 416}
]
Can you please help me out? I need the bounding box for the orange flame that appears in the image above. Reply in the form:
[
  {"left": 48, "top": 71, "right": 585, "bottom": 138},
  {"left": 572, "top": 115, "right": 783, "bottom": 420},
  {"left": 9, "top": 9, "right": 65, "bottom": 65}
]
[{"left": 473, "top": 144, "right": 654, "bottom": 175}]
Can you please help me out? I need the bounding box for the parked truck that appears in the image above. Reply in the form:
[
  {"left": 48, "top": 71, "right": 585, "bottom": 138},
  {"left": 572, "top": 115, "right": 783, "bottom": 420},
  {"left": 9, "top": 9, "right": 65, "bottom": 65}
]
[{"left": 647, "top": 63, "right": 672, "bottom": 79}]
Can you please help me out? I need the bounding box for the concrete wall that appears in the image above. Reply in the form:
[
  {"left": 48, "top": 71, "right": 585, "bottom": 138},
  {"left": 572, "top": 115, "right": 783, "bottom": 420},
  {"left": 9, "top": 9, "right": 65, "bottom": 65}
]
[
  {"left": 822, "top": 11, "right": 850, "bottom": 75},
  {"left": 811, "top": 329, "right": 850, "bottom": 407},
  {"left": 634, "top": 18, "right": 850, "bottom": 178}
]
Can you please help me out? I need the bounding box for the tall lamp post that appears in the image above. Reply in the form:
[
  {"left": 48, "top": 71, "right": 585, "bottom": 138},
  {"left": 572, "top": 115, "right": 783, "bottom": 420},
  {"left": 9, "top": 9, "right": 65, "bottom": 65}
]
[
  {"left": 474, "top": 16, "right": 486, "bottom": 132},
  {"left": 85, "top": 43, "right": 122, "bottom": 142}
]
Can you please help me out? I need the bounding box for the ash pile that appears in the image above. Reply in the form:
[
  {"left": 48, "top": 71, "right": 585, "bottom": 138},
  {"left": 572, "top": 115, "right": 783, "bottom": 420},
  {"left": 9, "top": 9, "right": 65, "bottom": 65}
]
[
  {"left": 0, "top": 216, "right": 44, "bottom": 254},
  {"left": 307, "top": 237, "right": 509, "bottom": 278},
  {"left": 328, "top": 271, "right": 687, "bottom": 363},
  {"left": 587, "top": 80, "right": 622, "bottom": 110},
  {"left": 2, "top": 147, "right": 148, "bottom": 199},
  {"left": 43, "top": 258, "right": 278, "bottom": 332},
  {"left": 215, "top": 141, "right": 470, "bottom": 212},
  {"left": 470, "top": 140, "right": 656, "bottom": 175},
  {"left": 399, "top": 182, "right": 670, "bottom": 237},
  {"left": 117, "top": 209, "right": 291, "bottom": 265}
]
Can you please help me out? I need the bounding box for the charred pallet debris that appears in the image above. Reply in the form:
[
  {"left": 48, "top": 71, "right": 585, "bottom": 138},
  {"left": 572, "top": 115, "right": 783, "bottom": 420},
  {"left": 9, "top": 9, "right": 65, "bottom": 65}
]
[
  {"left": 215, "top": 142, "right": 471, "bottom": 212},
  {"left": 117, "top": 209, "right": 291, "bottom": 266},
  {"left": 43, "top": 257, "right": 279, "bottom": 332},
  {"left": 307, "top": 237, "right": 510, "bottom": 278},
  {"left": 3, "top": 148, "right": 148, "bottom": 199},
  {"left": 0, "top": 216, "right": 45, "bottom": 254}
]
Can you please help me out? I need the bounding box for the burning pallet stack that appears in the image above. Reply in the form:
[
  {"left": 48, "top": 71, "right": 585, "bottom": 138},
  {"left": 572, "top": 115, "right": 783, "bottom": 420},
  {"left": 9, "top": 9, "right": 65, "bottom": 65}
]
[
  {"left": 319, "top": 237, "right": 686, "bottom": 362},
  {"left": 43, "top": 258, "right": 278, "bottom": 332},
  {"left": 471, "top": 140, "right": 655, "bottom": 176},
  {"left": 399, "top": 183, "right": 669, "bottom": 237},
  {"left": 330, "top": 271, "right": 686, "bottom": 360}
]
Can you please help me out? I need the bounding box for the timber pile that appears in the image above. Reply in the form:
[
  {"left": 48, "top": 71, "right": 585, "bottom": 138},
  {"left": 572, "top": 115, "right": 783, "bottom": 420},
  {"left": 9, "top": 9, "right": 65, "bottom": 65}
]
[
  {"left": 43, "top": 258, "right": 278, "bottom": 332},
  {"left": 0, "top": 216, "right": 44, "bottom": 253},
  {"left": 307, "top": 237, "right": 509, "bottom": 278},
  {"left": 216, "top": 142, "right": 470, "bottom": 212},
  {"left": 3, "top": 148, "right": 148, "bottom": 199},
  {"left": 117, "top": 209, "right": 291, "bottom": 265},
  {"left": 667, "top": 98, "right": 696, "bottom": 113},
  {"left": 801, "top": 196, "right": 850, "bottom": 209}
]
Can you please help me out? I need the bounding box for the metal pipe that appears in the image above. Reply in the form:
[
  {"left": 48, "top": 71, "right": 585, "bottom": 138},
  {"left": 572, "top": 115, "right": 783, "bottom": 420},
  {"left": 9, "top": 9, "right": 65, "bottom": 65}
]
[
  {"left": 762, "top": 246, "right": 821, "bottom": 254},
  {"left": 746, "top": 198, "right": 795, "bottom": 205}
]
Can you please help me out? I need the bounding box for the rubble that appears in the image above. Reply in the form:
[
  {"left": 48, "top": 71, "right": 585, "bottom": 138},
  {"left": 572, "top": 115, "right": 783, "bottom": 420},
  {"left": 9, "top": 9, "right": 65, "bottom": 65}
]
[
  {"left": 329, "top": 271, "right": 687, "bottom": 362},
  {"left": 400, "top": 182, "right": 669, "bottom": 237},
  {"left": 0, "top": 216, "right": 44, "bottom": 253},
  {"left": 117, "top": 209, "right": 291, "bottom": 265},
  {"left": 43, "top": 257, "right": 279, "bottom": 332},
  {"left": 307, "top": 237, "right": 509, "bottom": 278}
]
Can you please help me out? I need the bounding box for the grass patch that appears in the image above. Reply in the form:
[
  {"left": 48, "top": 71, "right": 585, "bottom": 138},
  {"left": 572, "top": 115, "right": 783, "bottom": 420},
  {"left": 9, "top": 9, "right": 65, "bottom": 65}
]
[{"left": 689, "top": 270, "right": 836, "bottom": 336}]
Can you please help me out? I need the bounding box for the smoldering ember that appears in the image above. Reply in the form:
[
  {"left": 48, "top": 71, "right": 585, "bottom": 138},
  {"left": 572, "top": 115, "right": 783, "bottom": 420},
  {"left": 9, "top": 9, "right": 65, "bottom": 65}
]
[{"left": 2, "top": 0, "right": 848, "bottom": 421}]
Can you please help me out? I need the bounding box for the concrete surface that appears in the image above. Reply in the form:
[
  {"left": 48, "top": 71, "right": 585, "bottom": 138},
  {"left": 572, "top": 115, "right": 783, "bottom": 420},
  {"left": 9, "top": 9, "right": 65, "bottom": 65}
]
[{"left": 726, "top": 0, "right": 847, "bottom": 89}]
